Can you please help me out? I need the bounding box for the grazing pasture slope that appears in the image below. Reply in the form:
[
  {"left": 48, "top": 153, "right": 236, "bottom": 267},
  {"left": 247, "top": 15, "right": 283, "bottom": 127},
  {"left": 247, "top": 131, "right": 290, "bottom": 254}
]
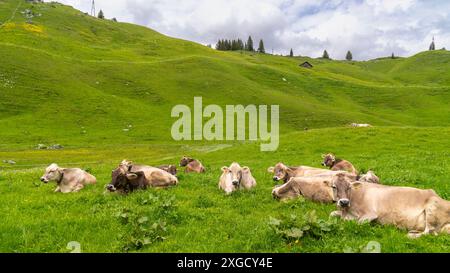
[{"left": 0, "top": 0, "right": 449, "bottom": 252}]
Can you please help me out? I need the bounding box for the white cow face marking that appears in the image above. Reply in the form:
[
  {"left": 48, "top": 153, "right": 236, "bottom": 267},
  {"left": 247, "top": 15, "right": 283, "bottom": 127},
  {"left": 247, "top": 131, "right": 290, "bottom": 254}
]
[{"left": 41, "top": 163, "right": 62, "bottom": 183}]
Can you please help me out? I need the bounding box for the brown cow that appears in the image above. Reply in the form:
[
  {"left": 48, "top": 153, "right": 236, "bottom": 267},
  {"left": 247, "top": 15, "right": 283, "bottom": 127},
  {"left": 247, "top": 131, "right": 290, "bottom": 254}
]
[
  {"left": 322, "top": 153, "right": 357, "bottom": 175},
  {"left": 180, "top": 156, "right": 205, "bottom": 173},
  {"left": 40, "top": 163, "right": 96, "bottom": 193},
  {"left": 267, "top": 162, "right": 329, "bottom": 183},
  {"left": 157, "top": 164, "right": 177, "bottom": 176},
  {"left": 107, "top": 160, "right": 178, "bottom": 194},
  {"left": 272, "top": 171, "right": 348, "bottom": 202},
  {"left": 330, "top": 173, "right": 450, "bottom": 238}
]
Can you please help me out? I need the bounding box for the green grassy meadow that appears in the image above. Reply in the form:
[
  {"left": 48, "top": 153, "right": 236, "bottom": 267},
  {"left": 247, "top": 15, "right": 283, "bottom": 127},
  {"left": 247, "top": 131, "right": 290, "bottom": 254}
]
[{"left": 0, "top": 0, "right": 449, "bottom": 253}]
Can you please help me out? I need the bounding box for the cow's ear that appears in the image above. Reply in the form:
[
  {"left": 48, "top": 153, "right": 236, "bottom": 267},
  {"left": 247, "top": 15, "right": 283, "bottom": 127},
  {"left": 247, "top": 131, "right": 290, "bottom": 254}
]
[
  {"left": 221, "top": 166, "right": 229, "bottom": 172},
  {"left": 321, "top": 154, "right": 326, "bottom": 158},
  {"left": 242, "top": 166, "right": 250, "bottom": 172},
  {"left": 323, "top": 180, "right": 332, "bottom": 187},
  {"left": 351, "top": 182, "right": 362, "bottom": 190},
  {"left": 126, "top": 173, "right": 138, "bottom": 180},
  {"left": 267, "top": 167, "right": 274, "bottom": 173}
]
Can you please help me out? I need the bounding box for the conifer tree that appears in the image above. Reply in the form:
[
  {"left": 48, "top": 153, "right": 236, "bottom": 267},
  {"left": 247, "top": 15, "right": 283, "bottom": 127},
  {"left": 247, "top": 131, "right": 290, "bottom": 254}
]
[
  {"left": 246, "top": 36, "right": 254, "bottom": 51},
  {"left": 429, "top": 37, "right": 435, "bottom": 51},
  {"left": 97, "top": 9, "right": 104, "bottom": 19},
  {"left": 258, "top": 39, "right": 265, "bottom": 53},
  {"left": 346, "top": 50, "right": 353, "bottom": 61}
]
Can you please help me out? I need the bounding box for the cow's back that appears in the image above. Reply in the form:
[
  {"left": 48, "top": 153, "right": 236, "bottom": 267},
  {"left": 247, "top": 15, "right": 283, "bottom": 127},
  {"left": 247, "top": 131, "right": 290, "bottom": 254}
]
[
  {"left": 293, "top": 166, "right": 328, "bottom": 177},
  {"left": 64, "top": 168, "right": 96, "bottom": 185},
  {"left": 295, "top": 177, "right": 334, "bottom": 203},
  {"left": 186, "top": 160, "right": 205, "bottom": 173},
  {"left": 241, "top": 172, "right": 257, "bottom": 189},
  {"left": 332, "top": 160, "right": 357, "bottom": 175},
  {"left": 352, "top": 184, "right": 437, "bottom": 230},
  {"left": 130, "top": 165, "right": 177, "bottom": 185}
]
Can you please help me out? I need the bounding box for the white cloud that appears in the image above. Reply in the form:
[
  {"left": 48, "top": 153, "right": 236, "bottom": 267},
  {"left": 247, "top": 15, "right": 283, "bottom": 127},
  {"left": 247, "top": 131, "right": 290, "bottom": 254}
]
[{"left": 50, "top": 0, "right": 450, "bottom": 60}]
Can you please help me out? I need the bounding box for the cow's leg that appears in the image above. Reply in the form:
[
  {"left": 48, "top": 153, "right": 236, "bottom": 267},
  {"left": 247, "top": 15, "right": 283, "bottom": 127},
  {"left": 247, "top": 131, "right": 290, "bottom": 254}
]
[
  {"left": 54, "top": 186, "right": 61, "bottom": 192},
  {"left": 343, "top": 214, "right": 358, "bottom": 221},
  {"left": 442, "top": 224, "right": 450, "bottom": 235},
  {"left": 358, "top": 213, "right": 378, "bottom": 224},
  {"left": 408, "top": 203, "right": 436, "bottom": 239},
  {"left": 419, "top": 198, "right": 445, "bottom": 236},
  {"left": 330, "top": 210, "right": 342, "bottom": 218},
  {"left": 333, "top": 209, "right": 358, "bottom": 221},
  {"left": 72, "top": 183, "right": 84, "bottom": 192},
  {"left": 407, "top": 231, "right": 423, "bottom": 239},
  {"left": 330, "top": 210, "right": 358, "bottom": 221}
]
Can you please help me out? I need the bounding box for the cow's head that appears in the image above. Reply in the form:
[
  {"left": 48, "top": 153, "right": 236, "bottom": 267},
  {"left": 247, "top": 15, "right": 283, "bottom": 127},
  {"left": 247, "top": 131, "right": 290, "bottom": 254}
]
[
  {"left": 158, "top": 165, "right": 177, "bottom": 176},
  {"left": 119, "top": 159, "right": 132, "bottom": 167},
  {"left": 220, "top": 166, "right": 238, "bottom": 194},
  {"left": 229, "top": 162, "right": 242, "bottom": 187},
  {"left": 267, "top": 163, "right": 290, "bottom": 183},
  {"left": 166, "top": 165, "right": 177, "bottom": 175},
  {"left": 331, "top": 173, "right": 361, "bottom": 208},
  {"left": 179, "top": 156, "right": 194, "bottom": 167},
  {"left": 40, "top": 163, "right": 62, "bottom": 183},
  {"left": 358, "top": 171, "right": 379, "bottom": 184},
  {"left": 322, "top": 153, "right": 336, "bottom": 167},
  {"left": 107, "top": 162, "right": 145, "bottom": 194}
]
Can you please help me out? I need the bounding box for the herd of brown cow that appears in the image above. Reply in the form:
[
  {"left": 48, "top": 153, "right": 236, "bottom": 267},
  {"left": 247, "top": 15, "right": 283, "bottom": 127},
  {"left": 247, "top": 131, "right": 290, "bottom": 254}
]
[{"left": 39, "top": 153, "right": 449, "bottom": 238}]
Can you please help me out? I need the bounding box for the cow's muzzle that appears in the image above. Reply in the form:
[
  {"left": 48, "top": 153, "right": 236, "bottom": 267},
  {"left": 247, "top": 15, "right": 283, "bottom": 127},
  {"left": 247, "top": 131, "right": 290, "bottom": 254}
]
[
  {"left": 232, "top": 180, "right": 240, "bottom": 187},
  {"left": 106, "top": 184, "right": 116, "bottom": 192},
  {"left": 40, "top": 177, "right": 49, "bottom": 183},
  {"left": 273, "top": 176, "right": 280, "bottom": 182},
  {"left": 338, "top": 199, "right": 350, "bottom": 207},
  {"left": 321, "top": 162, "right": 327, "bottom": 167}
]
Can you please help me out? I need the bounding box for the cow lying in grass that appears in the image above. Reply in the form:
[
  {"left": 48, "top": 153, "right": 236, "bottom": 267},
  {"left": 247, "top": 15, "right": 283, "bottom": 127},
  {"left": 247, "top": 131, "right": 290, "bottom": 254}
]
[
  {"left": 272, "top": 171, "right": 347, "bottom": 202},
  {"left": 321, "top": 153, "right": 357, "bottom": 175},
  {"left": 267, "top": 162, "right": 329, "bottom": 184},
  {"left": 180, "top": 156, "right": 206, "bottom": 173},
  {"left": 107, "top": 160, "right": 178, "bottom": 194},
  {"left": 330, "top": 172, "right": 450, "bottom": 238},
  {"left": 40, "top": 163, "right": 96, "bottom": 193},
  {"left": 272, "top": 171, "right": 381, "bottom": 202},
  {"left": 219, "top": 162, "right": 256, "bottom": 194}
]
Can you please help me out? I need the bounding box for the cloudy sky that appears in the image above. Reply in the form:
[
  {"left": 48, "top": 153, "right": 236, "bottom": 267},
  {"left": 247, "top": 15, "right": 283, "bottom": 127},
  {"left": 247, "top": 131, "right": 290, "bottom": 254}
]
[{"left": 51, "top": 0, "right": 450, "bottom": 60}]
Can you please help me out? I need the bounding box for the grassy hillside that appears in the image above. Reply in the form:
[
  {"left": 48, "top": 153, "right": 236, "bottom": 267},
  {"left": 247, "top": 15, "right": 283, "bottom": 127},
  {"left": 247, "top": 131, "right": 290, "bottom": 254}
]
[
  {"left": 1, "top": 0, "right": 450, "bottom": 148},
  {"left": 0, "top": 0, "right": 449, "bottom": 253}
]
